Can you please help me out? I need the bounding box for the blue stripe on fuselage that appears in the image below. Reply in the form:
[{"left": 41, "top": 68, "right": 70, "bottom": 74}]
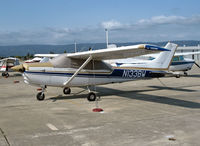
[
  {"left": 116, "top": 61, "right": 194, "bottom": 67},
  {"left": 24, "top": 69, "right": 158, "bottom": 79}
]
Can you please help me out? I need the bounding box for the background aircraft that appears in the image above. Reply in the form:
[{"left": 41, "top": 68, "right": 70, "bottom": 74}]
[
  {"left": 169, "top": 52, "right": 200, "bottom": 76},
  {"left": 0, "top": 57, "right": 20, "bottom": 77},
  {"left": 12, "top": 43, "right": 177, "bottom": 101},
  {"left": 24, "top": 57, "right": 42, "bottom": 63}
]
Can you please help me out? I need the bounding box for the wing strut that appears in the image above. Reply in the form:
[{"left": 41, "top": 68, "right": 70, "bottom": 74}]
[{"left": 63, "top": 55, "right": 92, "bottom": 86}]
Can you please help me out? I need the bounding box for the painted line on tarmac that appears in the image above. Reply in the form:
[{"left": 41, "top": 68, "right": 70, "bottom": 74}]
[
  {"left": 30, "top": 126, "right": 104, "bottom": 139},
  {"left": 46, "top": 123, "right": 58, "bottom": 131}
]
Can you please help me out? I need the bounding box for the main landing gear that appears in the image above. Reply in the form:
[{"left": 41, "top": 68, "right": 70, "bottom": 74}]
[
  {"left": 87, "top": 92, "right": 96, "bottom": 101},
  {"left": 175, "top": 74, "right": 180, "bottom": 78},
  {"left": 87, "top": 86, "right": 97, "bottom": 102},
  {"left": 36, "top": 86, "right": 46, "bottom": 101},
  {"left": 63, "top": 87, "right": 71, "bottom": 94},
  {"left": 184, "top": 71, "right": 188, "bottom": 76},
  {"left": 35, "top": 86, "right": 97, "bottom": 102},
  {"left": 63, "top": 86, "right": 97, "bottom": 101}
]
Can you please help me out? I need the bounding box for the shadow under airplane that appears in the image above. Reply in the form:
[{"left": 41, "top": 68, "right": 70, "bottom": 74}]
[{"left": 48, "top": 85, "right": 200, "bottom": 109}]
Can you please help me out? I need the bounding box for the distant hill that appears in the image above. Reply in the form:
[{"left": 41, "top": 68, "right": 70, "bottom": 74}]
[{"left": 0, "top": 40, "right": 200, "bottom": 57}]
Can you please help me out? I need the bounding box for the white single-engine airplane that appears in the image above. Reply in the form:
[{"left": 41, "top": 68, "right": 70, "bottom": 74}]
[
  {"left": 12, "top": 42, "right": 177, "bottom": 101},
  {"left": 0, "top": 57, "right": 20, "bottom": 77}
]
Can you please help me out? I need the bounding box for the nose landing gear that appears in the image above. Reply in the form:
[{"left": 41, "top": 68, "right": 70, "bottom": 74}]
[
  {"left": 36, "top": 92, "right": 45, "bottom": 101},
  {"left": 36, "top": 85, "right": 46, "bottom": 101}
]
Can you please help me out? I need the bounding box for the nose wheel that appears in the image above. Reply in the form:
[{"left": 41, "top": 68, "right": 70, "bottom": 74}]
[
  {"left": 36, "top": 86, "right": 46, "bottom": 101},
  {"left": 36, "top": 92, "right": 45, "bottom": 101}
]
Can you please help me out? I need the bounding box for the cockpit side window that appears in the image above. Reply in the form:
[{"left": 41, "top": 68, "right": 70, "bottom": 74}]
[
  {"left": 172, "top": 56, "right": 179, "bottom": 61},
  {"left": 15, "top": 60, "right": 20, "bottom": 65}
]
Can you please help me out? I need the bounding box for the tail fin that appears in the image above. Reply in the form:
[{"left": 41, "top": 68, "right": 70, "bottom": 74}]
[{"left": 149, "top": 42, "right": 178, "bottom": 70}]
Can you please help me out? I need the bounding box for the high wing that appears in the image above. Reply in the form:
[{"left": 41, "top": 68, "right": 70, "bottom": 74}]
[
  {"left": 34, "top": 44, "right": 169, "bottom": 60},
  {"left": 174, "top": 51, "right": 200, "bottom": 56},
  {"left": 66, "top": 44, "right": 170, "bottom": 60}
]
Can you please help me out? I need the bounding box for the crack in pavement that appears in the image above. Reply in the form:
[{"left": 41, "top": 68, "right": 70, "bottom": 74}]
[{"left": 0, "top": 128, "right": 10, "bottom": 146}]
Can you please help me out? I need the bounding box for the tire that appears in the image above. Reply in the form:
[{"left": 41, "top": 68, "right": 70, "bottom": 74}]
[
  {"left": 5, "top": 73, "right": 9, "bottom": 77},
  {"left": 87, "top": 92, "right": 96, "bottom": 102},
  {"left": 2, "top": 73, "right": 5, "bottom": 76},
  {"left": 184, "top": 72, "right": 188, "bottom": 76},
  {"left": 176, "top": 74, "right": 180, "bottom": 78},
  {"left": 63, "top": 87, "right": 71, "bottom": 94},
  {"left": 36, "top": 92, "right": 45, "bottom": 101}
]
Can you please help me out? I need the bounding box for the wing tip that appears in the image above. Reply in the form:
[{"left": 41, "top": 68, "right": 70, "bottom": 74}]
[{"left": 138, "top": 45, "right": 145, "bottom": 49}]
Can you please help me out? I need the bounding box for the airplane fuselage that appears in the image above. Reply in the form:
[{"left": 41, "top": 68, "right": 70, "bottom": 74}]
[{"left": 23, "top": 68, "right": 159, "bottom": 87}]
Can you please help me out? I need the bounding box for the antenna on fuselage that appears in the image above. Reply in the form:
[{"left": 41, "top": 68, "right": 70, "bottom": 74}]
[{"left": 105, "top": 28, "right": 109, "bottom": 48}]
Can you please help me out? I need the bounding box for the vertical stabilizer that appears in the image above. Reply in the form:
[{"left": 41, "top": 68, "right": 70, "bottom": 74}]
[{"left": 150, "top": 42, "right": 178, "bottom": 69}]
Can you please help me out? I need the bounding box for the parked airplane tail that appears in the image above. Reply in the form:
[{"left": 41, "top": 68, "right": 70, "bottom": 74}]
[{"left": 149, "top": 42, "right": 178, "bottom": 70}]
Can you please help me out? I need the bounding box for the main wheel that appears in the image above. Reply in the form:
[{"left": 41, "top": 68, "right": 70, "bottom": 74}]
[
  {"left": 63, "top": 87, "right": 71, "bottom": 94},
  {"left": 184, "top": 72, "right": 188, "bottom": 76},
  {"left": 2, "top": 72, "right": 5, "bottom": 76},
  {"left": 5, "top": 73, "right": 9, "bottom": 77},
  {"left": 36, "top": 92, "right": 45, "bottom": 101},
  {"left": 176, "top": 74, "right": 180, "bottom": 78},
  {"left": 87, "top": 92, "right": 96, "bottom": 102}
]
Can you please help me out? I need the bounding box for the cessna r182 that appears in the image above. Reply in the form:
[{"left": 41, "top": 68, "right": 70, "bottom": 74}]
[{"left": 12, "top": 42, "right": 177, "bottom": 101}]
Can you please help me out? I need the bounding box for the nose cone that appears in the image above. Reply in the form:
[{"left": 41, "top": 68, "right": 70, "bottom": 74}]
[{"left": 11, "top": 64, "right": 25, "bottom": 72}]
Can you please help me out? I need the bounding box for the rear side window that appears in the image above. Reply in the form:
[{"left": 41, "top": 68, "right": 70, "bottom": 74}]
[{"left": 179, "top": 56, "right": 184, "bottom": 61}]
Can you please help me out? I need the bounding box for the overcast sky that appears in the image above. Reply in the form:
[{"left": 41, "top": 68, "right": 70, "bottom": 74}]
[{"left": 0, "top": 0, "right": 200, "bottom": 45}]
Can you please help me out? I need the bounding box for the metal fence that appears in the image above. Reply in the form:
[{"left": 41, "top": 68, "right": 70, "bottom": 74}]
[{"left": 177, "top": 45, "right": 200, "bottom": 61}]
